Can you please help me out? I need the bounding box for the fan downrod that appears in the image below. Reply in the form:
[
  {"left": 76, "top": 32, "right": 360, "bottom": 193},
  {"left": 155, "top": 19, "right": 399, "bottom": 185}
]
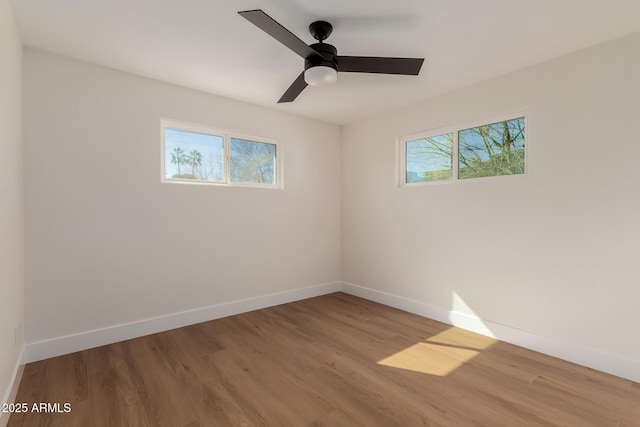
[{"left": 309, "top": 21, "right": 333, "bottom": 42}]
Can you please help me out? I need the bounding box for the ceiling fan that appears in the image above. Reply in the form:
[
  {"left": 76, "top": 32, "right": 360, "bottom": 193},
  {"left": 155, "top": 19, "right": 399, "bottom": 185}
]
[{"left": 238, "top": 9, "right": 425, "bottom": 103}]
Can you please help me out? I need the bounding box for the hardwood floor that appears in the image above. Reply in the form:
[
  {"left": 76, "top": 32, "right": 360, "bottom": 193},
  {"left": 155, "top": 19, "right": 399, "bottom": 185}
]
[{"left": 8, "top": 293, "right": 640, "bottom": 426}]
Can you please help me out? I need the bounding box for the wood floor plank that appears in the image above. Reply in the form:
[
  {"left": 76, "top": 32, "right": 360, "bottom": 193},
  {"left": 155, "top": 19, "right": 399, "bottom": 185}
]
[
  {"left": 8, "top": 293, "right": 639, "bottom": 426},
  {"left": 86, "top": 343, "right": 151, "bottom": 427},
  {"left": 6, "top": 361, "right": 48, "bottom": 427},
  {"left": 206, "top": 348, "right": 309, "bottom": 425},
  {"left": 311, "top": 408, "right": 365, "bottom": 427}
]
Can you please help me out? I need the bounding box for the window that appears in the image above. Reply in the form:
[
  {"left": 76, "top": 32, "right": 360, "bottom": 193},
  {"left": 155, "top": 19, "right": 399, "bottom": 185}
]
[
  {"left": 161, "top": 120, "right": 280, "bottom": 188},
  {"left": 401, "top": 115, "right": 526, "bottom": 185},
  {"left": 164, "top": 127, "right": 224, "bottom": 183},
  {"left": 405, "top": 131, "right": 453, "bottom": 183},
  {"left": 458, "top": 117, "right": 525, "bottom": 179},
  {"left": 230, "top": 137, "right": 276, "bottom": 185}
]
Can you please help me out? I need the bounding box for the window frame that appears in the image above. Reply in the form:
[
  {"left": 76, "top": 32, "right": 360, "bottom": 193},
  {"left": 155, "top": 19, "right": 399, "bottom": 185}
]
[
  {"left": 399, "top": 113, "right": 527, "bottom": 187},
  {"left": 161, "top": 119, "right": 282, "bottom": 189}
]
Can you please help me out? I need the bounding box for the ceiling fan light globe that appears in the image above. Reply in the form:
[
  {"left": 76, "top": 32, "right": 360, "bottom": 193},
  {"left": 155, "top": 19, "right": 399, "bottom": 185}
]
[{"left": 304, "top": 66, "right": 338, "bottom": 86}]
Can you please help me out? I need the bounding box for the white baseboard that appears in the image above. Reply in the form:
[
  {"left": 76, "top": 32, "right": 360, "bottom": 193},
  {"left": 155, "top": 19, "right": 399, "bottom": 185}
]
[
  {"left": 25, "top": 282, "right": 342, "bottom": 363},
  {"left": 22, "top": 280, "right": 640, "bottom": 383},
  {"left": 0, "top": 346, "right": 25, "bottom": 427},
  {"left": 341, "top": 281, "right": 640, "bottom": 383}
]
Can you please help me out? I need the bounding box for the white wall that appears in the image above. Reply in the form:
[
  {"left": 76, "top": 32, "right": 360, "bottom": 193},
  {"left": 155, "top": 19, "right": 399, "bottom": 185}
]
[
  {"left": 342, "top": 33, "right": 640, "bottom": 371},
  {"left": 24, "top": 49, "right": 341, "bottom": 343},
  {"left": 0, "top": 0, "right": 24, "bottom": 414}
]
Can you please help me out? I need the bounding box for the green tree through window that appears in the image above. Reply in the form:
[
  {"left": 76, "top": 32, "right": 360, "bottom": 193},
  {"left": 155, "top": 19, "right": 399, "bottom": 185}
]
[
  {"left": 170, "top": 146, "right": 187, "bottom": 176},
  {"left": 458, "top": 117, "right": 525, "bottom": 179},
  {"left": 402, "top": 116, "right": 525, "bottom": 185}
]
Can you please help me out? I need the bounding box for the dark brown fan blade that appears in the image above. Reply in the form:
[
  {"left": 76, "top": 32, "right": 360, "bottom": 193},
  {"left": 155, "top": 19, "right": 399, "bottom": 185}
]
[
  {"left": 278, "top": 72, "right": 308, "bottom": 103},
  {"left": 239, "top": 9, "right": 321, "bottom": 60},
  {"left": 337, "top": 56, "right": 424, "bottom": 75}
]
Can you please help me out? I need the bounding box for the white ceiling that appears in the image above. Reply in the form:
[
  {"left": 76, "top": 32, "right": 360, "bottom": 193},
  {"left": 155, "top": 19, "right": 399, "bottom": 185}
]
[{"left": 9, "top": 0, "right": 640, "bottom": 125}]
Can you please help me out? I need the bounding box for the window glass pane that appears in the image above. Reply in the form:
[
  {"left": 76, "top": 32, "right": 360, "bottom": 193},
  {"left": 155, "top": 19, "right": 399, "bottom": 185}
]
[
  {"left": 405, "top": 133, "right": 453, "bottom": 183},
  {"left": 165, "top": 128, "right": 224, "bottom": 182},
  {"left": 230, "top": 138, "right": 276, "bottom": 184},
  {"left": 458, "top": 117, "right": 525, "bottom": 179}
]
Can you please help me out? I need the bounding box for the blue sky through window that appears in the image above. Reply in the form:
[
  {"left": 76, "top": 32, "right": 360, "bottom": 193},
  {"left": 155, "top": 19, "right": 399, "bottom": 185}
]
[
  {"left": 406, "top": 133, "right": 453, "bottom": 182},
  {"left": 164, "top": 128, "right": 224, "bottom": 181}
]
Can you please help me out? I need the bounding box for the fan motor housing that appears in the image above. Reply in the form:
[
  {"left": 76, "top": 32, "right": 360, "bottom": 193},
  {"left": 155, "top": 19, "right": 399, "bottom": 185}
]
[{"left": 305, "top": 43, "right": 338, "bottom": 72}]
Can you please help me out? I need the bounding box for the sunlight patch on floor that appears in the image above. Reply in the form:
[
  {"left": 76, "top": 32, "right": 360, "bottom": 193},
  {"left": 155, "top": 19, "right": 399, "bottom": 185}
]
[{"left": 377, "top": 327, "right": 497, "bottom": 376}]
